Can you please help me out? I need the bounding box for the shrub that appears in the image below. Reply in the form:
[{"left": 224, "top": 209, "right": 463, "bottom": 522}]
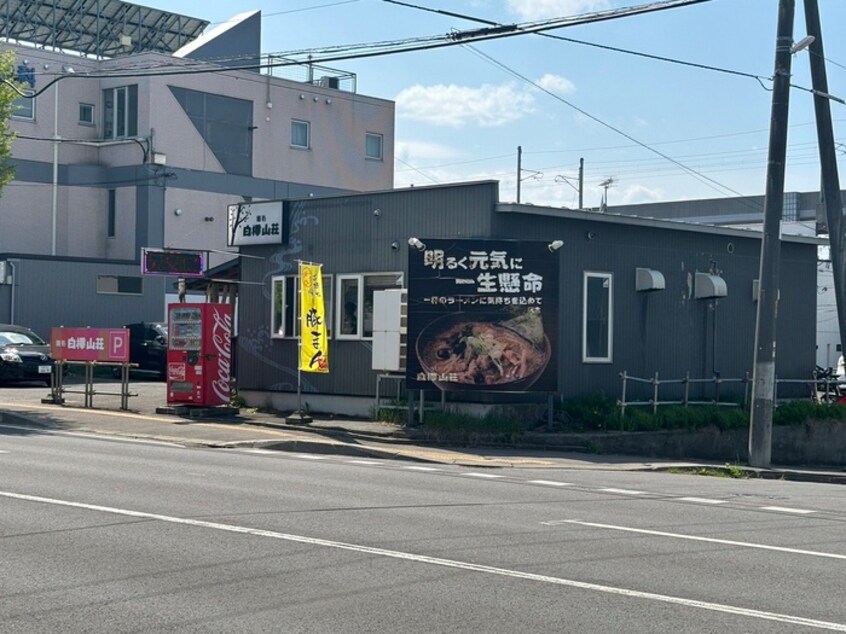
[
  {"left": 773, "top": 400, "right": 846, "bottom": 426},
  {"left": 421, "top": 410, "right": 524, "bottom": 445},
  {"left": 557, "top": 393, "right": 617, "bottom": 430}
]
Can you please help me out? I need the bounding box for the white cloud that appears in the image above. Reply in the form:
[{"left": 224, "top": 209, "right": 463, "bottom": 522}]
[
  {"left": 395, "top": 140, "right": 462, "bottom": 163},
  {"left": 395, "top": 83, "right": 535, "bottom": 128},
  {"left": 619, "top": 183, "right": 663, "bottom": 205},
  {"left": 507, "top": 0, "right": 612, "bottom": 21},
  {"left": 536, "top": 73, "right": 576, "bottom": 95}
]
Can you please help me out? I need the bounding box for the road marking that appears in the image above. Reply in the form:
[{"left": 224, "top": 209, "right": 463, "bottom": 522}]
[
  {"left": 0, "top": 425, "right": 187, "bottom": 449},
  {"left": 461, "top": 472, "right": 504, "bottom": 479},
  {"left": 243, "top": 449, "right": 276, "bottom": 455},
  {"left": 761, "top": 506, "right": 817, "bottom": 515},
  {"left": 347, "top": 460, "right": 380, "bottom": 465},
  {"left": 2, "top": 489, "right": 845, "bottom": 632},
  {"left": 528, "top": 480, "right": 573, "bottom": 487},
  {"left": 678, "top": 497, "right": 727, "bottom": 505},
  {"left": 598, "top": 488, "right": 645, "bottom": 495},
  {"left": 404, "top": 466, "right": 440, "bottom": 472},
  {"left": 553, "top": 520, "right": 846, "bottom": 561},
  {"left": 0, "top": 450, "right": 9, "bottom": 454},
  {"left": 296, "top": 454, "right": 328, "bottom": 460}
]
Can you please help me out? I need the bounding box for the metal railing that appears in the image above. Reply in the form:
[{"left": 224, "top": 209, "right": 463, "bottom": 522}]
[
  {"left": 619, "top": 369, "right": 843, "bottom": 418},
  {"left": 265, "top": 55, "right": 357, "bottom": 93},
  {"left": 46, "top": 361, "right": 138, "bottom": 410},
  {"left": 619, "top": 371, "right": 751, "bottom": 418}
]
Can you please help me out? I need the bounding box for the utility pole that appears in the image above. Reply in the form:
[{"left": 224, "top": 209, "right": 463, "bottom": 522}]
[
  {"left": 804, "top": 0, "right": 846, "bottom": 364},
  {"left": 516, "top": 145, "right": 522, "bottom": 203},
  {"left": 599, "top": 177, "right": 614, "bottom": 211},
  {"left": 749, "top": 0, "right": 796, "bottom": 468},
  {"left": 578, "top": 158, "right": 584, "bottom": 209}
]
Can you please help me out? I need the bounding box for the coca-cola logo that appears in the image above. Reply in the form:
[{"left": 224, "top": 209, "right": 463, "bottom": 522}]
[{"left": 210, "top": 307, "right": 233, "bottom": 403}]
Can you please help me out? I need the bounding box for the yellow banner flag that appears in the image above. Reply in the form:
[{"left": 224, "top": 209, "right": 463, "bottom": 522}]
[{"left": 299, "top": 262, "right": 329, "bottom": 373}]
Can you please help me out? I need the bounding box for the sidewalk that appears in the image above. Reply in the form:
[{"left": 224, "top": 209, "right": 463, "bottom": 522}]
[{"left": 1, "top": 382, "right": 845, "bottom": 482}]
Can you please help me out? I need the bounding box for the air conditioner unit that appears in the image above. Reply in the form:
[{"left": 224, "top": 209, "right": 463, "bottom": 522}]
[{"left": 319, "top": 76, "right": 340, "bottom": 89}]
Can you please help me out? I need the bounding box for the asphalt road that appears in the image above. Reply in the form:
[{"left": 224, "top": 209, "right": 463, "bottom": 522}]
[{"left": 2, "top": 423, "right": 846, "bottom": 633}]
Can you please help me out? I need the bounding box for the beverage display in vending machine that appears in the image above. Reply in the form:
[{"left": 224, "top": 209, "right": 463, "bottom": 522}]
[{"left": 166, "top": 302, "right": 233, "bottom": 406}]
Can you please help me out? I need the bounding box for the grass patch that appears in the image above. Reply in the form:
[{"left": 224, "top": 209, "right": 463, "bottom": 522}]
[
  {"left": 558, "top": 394, "right": 846, "bottom": 432},
  {"left": 670, "top": 463, "right": 750, "bottom": 479}
]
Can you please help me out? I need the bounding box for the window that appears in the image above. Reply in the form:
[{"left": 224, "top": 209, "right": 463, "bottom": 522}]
[
  {"left": 271, "top": 274, "right": 333, "bottom": 339},
  {"left": 12, "top": 89, "right": 34, "bottom": 120},
  {"left": 291, "top": 120, "right": 310, "bottom": 149},
  {"left": 107, "top": 189, "right": 116, "bottom": 238},
  {"left": 97, "top": 275, "right": 143, "bottom": 295},
  {"left": 79, "top": 103, "right": 94, "bottom": 125},
  {"left": 365, "top": 132, "right": 383, "bottom": 160},
  {"left": 336, "top": 273, "right": 403, "bottom": 339},
  {"left": 582, "top": 272, "right": 613, "bottom": 363},
  {"left": 169, "top": 87, "right": 254, "bottom": 176},
  {"left": 103, "top": 85, "right": 138, "bottom": 139}
]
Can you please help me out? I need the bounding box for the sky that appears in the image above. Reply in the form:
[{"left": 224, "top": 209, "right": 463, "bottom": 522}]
[{"left": 141, "top": 0, "right": 846, "bottom": 210}]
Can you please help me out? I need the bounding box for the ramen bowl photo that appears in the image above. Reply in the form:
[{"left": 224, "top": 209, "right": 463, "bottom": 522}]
[{"left": 415, "top": 311, "right": 551, "bottom": 392}]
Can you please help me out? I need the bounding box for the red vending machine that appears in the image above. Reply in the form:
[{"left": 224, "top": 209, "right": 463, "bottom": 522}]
[{"left": 167, "top": 302, "right": 234, "bottom": 406}]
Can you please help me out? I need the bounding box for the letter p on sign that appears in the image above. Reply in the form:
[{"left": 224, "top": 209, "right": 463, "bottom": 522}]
[{"left": 111, "top": 330, "right": 129, "bottom": 362}]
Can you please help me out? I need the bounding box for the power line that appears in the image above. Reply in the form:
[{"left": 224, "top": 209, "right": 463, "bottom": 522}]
[
  {"left": 2, "top": 0, "right": 718, "bottom": 98},
  {"left": 384, "top": 0, "right": 766, "bottom": 82},
  {"left": 461, "top": 43, "right": 752, "bottom": 201}
]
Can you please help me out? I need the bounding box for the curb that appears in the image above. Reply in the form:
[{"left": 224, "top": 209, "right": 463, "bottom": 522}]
[{"left": 3, "top": 408, "right": 845, "bottom": 481}]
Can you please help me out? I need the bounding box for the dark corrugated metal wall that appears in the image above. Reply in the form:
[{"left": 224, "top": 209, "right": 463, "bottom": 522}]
[
  {"left": 237, "top": 182, "right": 818, "bottom": 403},
  {"left": 0, "top": 256, "right": 166, "bottom": 336},
  {"left": 237, "top": 182, "right": 498, "bottom": 395},
  {"left": 494, "top": 212, "right": 816, "bottom": 401}
]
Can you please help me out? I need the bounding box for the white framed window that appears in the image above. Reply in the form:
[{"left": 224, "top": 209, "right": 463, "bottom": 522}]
[
  {"left": 336, "top": 272, "right": 403, "bottom": 340},
  {"left": 291, "top": 119, "right": 310, "bottom": 149},
  {"left": 272, "top": 274, "right": 333, "bottom": 339},
  {"left": 12, "top": 89, "right": 34, "bottom": 120},
  {"left": 79, "top": 103, "right": 95, "bottom": 125},
  {"left": 103, "top": 85, "right": 138, "bottom": 139},
  {"left": 365, "top": 132, "right": 383, "bottom": 160},
  {"left": 582, "top": 272, "right": 613, "bottom": 363}
]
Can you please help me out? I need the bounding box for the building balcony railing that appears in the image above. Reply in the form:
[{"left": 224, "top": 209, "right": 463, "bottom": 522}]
[{"left": 264, "top": 54, "right": 356, "bottom": 93}]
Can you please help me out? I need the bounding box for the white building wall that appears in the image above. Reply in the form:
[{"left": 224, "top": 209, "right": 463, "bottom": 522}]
[
  {"left": 163, "top": 189, "right": 240, "bottom": 269},
  {"left": 4, "top": 44, "right": 395, "bottom": 260}
]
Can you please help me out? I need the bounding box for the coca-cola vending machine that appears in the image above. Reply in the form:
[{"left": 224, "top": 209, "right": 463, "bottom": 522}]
[{"left": 166, "top": 303, "right": 233, "bottom": 406}]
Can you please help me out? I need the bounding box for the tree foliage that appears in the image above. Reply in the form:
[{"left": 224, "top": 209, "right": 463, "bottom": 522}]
[{"left": 0, "top": 50, "right": 21, "bottom": 192}]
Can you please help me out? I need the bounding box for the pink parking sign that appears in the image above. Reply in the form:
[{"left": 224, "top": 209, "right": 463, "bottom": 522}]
[{"left": 51, "top": 328, "right": 130, "bottom": 362}]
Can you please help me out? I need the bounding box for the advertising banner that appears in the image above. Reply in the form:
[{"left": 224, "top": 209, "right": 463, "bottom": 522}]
[
  {"left": 51, "top": 328, "right": 130, "bottom": 362},
  {"left": 406, "top": 239, "right": 558, "bottom": 392},
  {"left": 299, "top": 262, "right": 329, "bottom": 373}
]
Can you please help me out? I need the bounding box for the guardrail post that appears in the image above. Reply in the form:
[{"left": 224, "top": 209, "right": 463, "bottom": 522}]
[
  {"left": 714, "top": 371, "right": 722, "bottom": 403},
  {"left": 652, "top": 372, "right": 659, "bottom": 414},
  {"left": 84, "top": 361, "right": 94, "bottom": 407},
  {"left": 744, "top": 372, "right": 751, "bottom": 408},
  {"left": 683, "top": 371, "right": 690, "bottom": 407},
  {"left": 547, "top": 392, "right": 553, "bottom": 432},
  {"left": 619, "top": 371, "right": 628, "bottom": 420}
]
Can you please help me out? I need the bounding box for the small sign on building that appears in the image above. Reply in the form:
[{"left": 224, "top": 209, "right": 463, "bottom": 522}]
[{"left": 227, "top": 201, "right": 283, "bottom": 246}]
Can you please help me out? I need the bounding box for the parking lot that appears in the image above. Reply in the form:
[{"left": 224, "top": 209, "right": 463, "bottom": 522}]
[{"left": 0, "top": 375, "right": 168, "bottom": 416}]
